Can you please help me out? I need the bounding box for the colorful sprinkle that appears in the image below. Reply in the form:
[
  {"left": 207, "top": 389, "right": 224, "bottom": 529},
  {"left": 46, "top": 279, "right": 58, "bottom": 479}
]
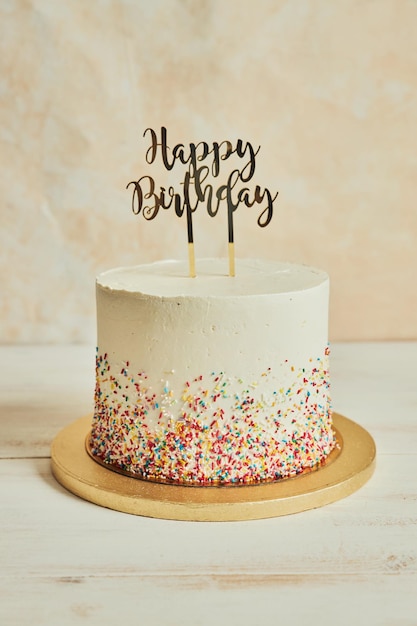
[{"left": 90, "top": 347, "right": 335, "bottom": 485}]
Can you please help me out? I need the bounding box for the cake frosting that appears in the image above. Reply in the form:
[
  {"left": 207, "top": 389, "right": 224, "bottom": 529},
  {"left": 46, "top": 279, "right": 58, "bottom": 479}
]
[{"left": 89, "top": 258, "right": 335, "bottom": 484}]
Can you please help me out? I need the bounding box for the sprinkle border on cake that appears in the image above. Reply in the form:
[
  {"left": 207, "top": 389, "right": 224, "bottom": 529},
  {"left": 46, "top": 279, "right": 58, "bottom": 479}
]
[{"left": 89, "top": 346, "right": 335, "bottom": 485}]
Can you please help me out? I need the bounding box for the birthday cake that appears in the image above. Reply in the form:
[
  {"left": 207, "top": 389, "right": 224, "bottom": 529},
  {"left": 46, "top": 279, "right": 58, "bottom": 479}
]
[{"left": 89, "top": 257, "right": 336, "bottom": 484}]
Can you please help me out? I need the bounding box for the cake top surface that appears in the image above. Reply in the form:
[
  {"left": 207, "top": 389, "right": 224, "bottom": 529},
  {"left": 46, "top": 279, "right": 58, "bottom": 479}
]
[{"left": 97, "top": 258, "right": 328, "bottom": 298}]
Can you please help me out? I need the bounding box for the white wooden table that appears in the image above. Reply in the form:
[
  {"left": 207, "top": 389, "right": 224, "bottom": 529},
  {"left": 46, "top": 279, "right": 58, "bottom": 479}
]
[{"left": 1, "top": 343, "right": 416, "bottom": 625}]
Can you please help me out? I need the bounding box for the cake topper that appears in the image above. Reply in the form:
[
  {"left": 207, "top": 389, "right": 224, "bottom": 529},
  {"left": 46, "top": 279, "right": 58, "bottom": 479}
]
[{"left": 127, "top": 127, "right": 278, "bottom": 277}]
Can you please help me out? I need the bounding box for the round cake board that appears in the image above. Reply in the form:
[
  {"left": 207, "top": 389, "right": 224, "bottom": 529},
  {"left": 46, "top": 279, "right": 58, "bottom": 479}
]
[{"left": 51, "top": 413, "right": 375, "bottom": 522}]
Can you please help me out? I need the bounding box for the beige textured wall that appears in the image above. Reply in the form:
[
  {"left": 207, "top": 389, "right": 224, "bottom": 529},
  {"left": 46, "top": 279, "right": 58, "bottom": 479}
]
[{"left": 1, "top": 0, "right": 416, "bottom": 343}]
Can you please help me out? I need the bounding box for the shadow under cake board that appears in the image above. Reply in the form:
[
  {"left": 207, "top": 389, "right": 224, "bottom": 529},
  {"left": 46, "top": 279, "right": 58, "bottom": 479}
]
[{"left": 51, "top": 413, "right": 376, "bottom": 522}]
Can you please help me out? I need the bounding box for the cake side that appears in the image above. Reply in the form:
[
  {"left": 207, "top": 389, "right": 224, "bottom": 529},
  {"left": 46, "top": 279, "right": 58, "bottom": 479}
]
[{"left": 90, "top": 258, "right": 335, "bottom": 484}]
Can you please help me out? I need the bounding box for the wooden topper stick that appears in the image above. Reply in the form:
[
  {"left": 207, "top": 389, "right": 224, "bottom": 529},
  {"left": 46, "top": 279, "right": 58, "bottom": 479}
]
[
  {"left": 188, "top": 242, "right": 196, "bottom": 278},
  {"left": 228, "top": 242, "right": 235, "bottom": 277}
]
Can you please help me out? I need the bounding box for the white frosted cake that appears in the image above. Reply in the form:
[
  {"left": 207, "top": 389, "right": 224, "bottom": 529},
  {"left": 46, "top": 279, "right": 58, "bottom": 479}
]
[{"left": 89, "top": 258, "right": 335, "bottom": 484}]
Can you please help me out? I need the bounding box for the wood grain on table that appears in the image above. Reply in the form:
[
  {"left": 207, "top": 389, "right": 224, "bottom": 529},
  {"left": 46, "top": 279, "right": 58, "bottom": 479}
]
[{"left": 1, "top": 344, "right": 416, "bottom": 626}]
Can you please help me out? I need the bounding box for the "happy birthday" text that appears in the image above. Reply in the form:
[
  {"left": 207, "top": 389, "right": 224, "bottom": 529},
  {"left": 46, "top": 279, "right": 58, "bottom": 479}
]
[{"left": 127, "top": 127, "right": 278, "bottom": 243}]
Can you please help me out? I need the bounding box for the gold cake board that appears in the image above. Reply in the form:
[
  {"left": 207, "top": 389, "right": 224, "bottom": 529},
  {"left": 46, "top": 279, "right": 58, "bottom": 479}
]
[{"left": 51, "top": 413, "right": 375, "bottom": 521}]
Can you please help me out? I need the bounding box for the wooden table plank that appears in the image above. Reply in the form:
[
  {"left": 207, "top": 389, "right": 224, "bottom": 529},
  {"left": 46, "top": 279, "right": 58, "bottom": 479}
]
[
  {"left": 1, "top": 573, "right": 416, "bottom": 626},
  {"left": 0, "top": 345, "right": 95, "bottom": 458}
]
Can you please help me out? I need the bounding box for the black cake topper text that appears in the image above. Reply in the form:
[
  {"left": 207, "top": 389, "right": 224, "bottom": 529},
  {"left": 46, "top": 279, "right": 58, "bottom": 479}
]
[{"left": 127, "top": 127, "right": 278, "bottom": 276}]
